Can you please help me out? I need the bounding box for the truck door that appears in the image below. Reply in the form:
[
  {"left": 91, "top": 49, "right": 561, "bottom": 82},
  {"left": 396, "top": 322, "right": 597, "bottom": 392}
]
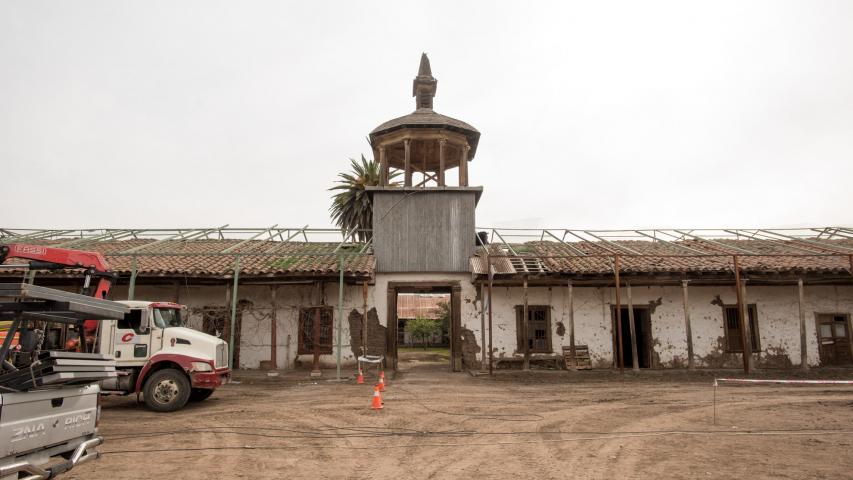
[{"left": 114, "top": 309, "right": 152, "bottom": 364}]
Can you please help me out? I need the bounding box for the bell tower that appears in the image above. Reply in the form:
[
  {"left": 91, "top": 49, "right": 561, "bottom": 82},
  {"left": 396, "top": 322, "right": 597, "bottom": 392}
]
[{"left": 367, "top": 53, "right": 482, "bottom": 273}]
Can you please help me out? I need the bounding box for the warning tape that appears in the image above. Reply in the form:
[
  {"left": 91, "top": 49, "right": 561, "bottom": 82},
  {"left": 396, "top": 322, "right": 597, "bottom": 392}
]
[{"left": 714, "top": 378, "right": 853, "bottom": 386}]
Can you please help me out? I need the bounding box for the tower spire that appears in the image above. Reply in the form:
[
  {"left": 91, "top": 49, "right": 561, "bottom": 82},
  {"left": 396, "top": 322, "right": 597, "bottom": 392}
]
[{"left": 412, "top": 52, "right": 437, "bottom": 110}]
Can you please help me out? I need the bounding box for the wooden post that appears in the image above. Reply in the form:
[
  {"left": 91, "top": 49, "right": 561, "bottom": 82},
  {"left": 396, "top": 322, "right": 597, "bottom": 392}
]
[
  {"left": 480, "top": 282, "right": 487, "bottom": 371},
  {"left": 522, "top": 275, "right": 530, "bottom": 371},
  {"left": 567, "top": 279, "right": 576, "bottom": 370},
  {"left": 798, "top": 278, "right": 808, "bottom": 370},
  {"left": 403, "top": 139, "right": 412, "bottom": 187},
  {"left": 733, "top": 255, "right": 751, "bottom": 374},
  {"left": 362, "top": 280, "right": 368, "bottom": 357},
  {"left": 682, "top": 280, "right": 695, "bottom": 370},
  {"left": 379, "top": 146, "right": 388, "bottom": 186},
  {"left": 488, "top": 255, "right": 494, "bottom": 375},
  {"left": 614, "top": 256, "right": 624, "bottom": 373},
  {"left": 128, "top": 256, "right": 138, "bottom": 300},
  {"left": 459, "top": 144, "right": 469, "bottom": 187},
  {"left": 627, "top": 282, "right": 639, "bottom": 371},
  {"left": 438, "top": 139, "right": 447, "bottom": 186},
  {"left": 310, "top": 282, "right": 322, "bottom": 377},
  {"left": 270, "top": 285, "right": 278, "bottom": 370},
  {"left": 228, "top": 257, "right": 241, "bottom": 370}
]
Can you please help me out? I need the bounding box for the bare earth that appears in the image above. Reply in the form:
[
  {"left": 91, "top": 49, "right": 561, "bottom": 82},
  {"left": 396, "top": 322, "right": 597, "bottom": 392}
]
[{"left": 70, "top": 360, "right": 853, "bottom": 480}]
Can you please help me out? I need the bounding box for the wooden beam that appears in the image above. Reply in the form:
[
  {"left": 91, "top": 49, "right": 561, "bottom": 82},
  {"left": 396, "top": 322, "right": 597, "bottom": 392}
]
[
  {"left": 682, "top": 280, "right": 695, "bottom": 370},
  {"left": 522, "top": 275, "right": 529, "bottom": 370},
  {"left": 614, "top": 256, "right": 624, "bottom": 373},
  {"left": 733, "top": 255, "right": 751, "bottom": 373},
  {"left": 798, "top": 278, "right": 808, "bottom": 370},
  {"left": 403, "top": 139, "right": 412, "bottom": 187},
  {"left": 568, "top": 279, "right": 576, "bottom": 371},
  {"left": 270, "top": 285, "right": 278, "bottom": 370},
  {"left": 459, "top": 144, "right": 470, "bottom": 186},
  {"left": 627, "top": 282, "right": 639, "bottom": 371},
  {"left": 379, "top": 146, "right": 388, "bottom": 186},
  {"left": 438, "top": 138, "right": 447, "bottom": 186},
  {"left": 480, "top": 282, "right": 487, "bottom": 370}
]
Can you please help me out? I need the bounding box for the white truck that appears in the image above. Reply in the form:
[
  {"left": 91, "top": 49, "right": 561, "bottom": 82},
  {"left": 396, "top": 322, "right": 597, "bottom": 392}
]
[
  {"left": 95, "top": 301, "right": 231, "bottom": 412},
  {"left": 0, "top": 283, "right": 126, "bottom": 480}
]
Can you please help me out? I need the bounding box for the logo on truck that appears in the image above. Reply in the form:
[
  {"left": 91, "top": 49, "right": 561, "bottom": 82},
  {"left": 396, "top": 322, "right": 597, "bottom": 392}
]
[
  {"left": 11, "top": 423, "right": 46, "bottom": 443},
  {"left": 12, "top": 245, "right": 47, "bottom": 255},
  {"left": 121, "top": 332, "right": 135, "bottom": 342}
]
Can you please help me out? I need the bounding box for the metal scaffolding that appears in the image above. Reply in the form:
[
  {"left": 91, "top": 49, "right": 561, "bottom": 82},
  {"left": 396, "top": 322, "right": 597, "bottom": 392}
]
[
  {"left": 0, "top": 226, "right": 372, "bottom": 256},
  {"left": 474, "top": 226, "right": 853, "bottom": 376},
  {"left": 476, "top": 227, "right": 853, "bottom": 257},
  {"left": 0, "top": 226, "right": 371, "bottom": 373}
]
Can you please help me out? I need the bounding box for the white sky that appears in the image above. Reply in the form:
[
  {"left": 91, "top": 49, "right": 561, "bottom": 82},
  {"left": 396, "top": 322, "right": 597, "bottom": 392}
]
[{"left": 2, "top": 1, "right": 852, "bottom": 230}]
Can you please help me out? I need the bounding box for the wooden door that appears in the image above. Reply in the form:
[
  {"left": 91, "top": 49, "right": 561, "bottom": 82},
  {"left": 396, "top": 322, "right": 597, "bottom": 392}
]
[{"left": 816, "top": 314, "right": 852, "bottom": 365}]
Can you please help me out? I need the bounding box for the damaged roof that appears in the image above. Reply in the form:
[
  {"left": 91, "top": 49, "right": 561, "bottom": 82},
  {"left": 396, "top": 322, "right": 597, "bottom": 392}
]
[
  {"left": 471, "top": 237, "right": 853, "bottom": 277},
  {"left": 0, "top": 238, "right": 374, "bottom": 278}
]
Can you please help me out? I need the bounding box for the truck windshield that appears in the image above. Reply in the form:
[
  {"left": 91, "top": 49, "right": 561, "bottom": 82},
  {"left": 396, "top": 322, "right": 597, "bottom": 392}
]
[{"left": 152, "top": 308, "right": 182, "bottom": 329}]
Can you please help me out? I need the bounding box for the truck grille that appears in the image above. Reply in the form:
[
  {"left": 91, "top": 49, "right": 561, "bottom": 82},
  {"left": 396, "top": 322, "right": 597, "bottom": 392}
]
[{"left": 216, "top": 343, "right": 228, "bottom": 368}]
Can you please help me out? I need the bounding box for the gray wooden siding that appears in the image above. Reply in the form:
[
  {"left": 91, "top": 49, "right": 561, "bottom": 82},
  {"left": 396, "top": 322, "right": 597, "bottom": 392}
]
[{"left": 372, "top": 190, "right": 477, "bottom": 272}]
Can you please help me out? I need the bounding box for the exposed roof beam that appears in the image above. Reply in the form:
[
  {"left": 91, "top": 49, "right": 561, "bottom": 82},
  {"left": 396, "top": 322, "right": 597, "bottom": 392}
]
[
  {"left": 220, "top": 225, "right": 279, "bottom": 254},
  {"left": 543, "top": 230, "right": 586, "bottom": 256},
  {"left": 56, "top": 229, "right": 138, "bottom": 248},
  {"left": 583, "top": 231, "right": 643, "bottom": 255},
  {"left": 120, "top": 226, "right": 228, "bottom": 254},
  {"left": 636, "top": 230, "right": 707, "bottom": 255},
  {"left": 264, "top": 225, "right": 310, "bottom": 254},
  {"left": 491, "top": 229, "right": 519, "bottom": 256},
  {"left": 565, "top": 230, "right": 619, "bottom": 255},
  {"left": 672, "top": 229, "right": 758, "bottom": 255},
  {"left": 726, "top": 229, "right": 826, "bottom": 255},
  {"left": 758, "top": 229, "right": 853, "bottom": 255}
]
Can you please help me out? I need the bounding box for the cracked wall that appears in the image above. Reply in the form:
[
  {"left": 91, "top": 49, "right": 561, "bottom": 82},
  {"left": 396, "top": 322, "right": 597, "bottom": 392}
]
[{"left": 462, "top": 283, "right": 853, "bottom": 369}]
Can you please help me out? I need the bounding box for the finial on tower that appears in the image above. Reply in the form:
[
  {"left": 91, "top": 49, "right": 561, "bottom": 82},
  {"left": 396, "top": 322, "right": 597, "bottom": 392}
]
[{"left": 412, "top": 52, "right": 437, "bottom": 110}]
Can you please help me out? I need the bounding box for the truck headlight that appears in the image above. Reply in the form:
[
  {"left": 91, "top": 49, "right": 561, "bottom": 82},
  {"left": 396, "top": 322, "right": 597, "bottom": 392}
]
[{"left": 191, "top": 362, "right": 213, "bottom": 372}]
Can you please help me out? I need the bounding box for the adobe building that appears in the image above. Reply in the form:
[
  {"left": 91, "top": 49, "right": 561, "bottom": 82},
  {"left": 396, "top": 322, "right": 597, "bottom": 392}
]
[{"left": 2, "top": 54, "right": 853, "bottom": 374}]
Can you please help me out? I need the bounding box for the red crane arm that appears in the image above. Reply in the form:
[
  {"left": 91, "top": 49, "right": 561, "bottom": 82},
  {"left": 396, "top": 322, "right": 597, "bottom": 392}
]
[{"left": 0, "top": 243, "right": 113, "bottom": 299}]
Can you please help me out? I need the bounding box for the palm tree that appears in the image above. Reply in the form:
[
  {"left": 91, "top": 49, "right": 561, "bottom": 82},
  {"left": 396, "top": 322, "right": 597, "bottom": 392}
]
[{"left": 329, "top": 155, "right": 399, "bottom": 241}]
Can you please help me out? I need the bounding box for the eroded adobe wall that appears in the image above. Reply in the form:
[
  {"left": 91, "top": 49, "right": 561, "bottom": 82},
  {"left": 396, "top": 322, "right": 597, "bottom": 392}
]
[
  {"left": 466, "top": 283, "right": 853, "bottom": 369},
  {"left": 114, "top": 282, "right": 376, "bottom": 370}
]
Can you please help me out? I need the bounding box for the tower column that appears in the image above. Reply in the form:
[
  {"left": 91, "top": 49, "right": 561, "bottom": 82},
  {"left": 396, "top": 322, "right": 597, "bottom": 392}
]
[
  {"left": 403, "top": 139, "right": 412, "bottom": 187},
  {"left": 459, "top": 143, "right": 470, "bottom": 187},
  {"left": 379, "top": 146, "right": 388, "bottom": 186},
  {"left": 438, "top": 138, "right": 447, "bottom": 186}
]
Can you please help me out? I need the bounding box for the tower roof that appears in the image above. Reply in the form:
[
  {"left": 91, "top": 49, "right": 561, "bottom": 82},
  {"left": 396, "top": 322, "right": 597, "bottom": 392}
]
[{"left": 370, "top": 53, "right": 480, "bottom": 158}]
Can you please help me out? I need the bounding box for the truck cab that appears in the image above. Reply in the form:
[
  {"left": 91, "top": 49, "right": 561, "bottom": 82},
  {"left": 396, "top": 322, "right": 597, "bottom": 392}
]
[{"left": 97, "top": 302, "right": 230, "bottom": 412}]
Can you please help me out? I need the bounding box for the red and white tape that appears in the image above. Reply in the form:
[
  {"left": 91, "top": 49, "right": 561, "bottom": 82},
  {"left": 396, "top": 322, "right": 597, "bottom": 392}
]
[{"left": 714, "top": 378, "right": 853, "bottom": 386}]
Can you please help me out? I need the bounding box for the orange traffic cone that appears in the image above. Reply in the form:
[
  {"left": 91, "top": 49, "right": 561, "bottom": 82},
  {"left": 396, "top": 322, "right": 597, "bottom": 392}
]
[
  {"left": 371, "top": 385, "right": 384, "bottom": 410},
  {"left": 377, "top": 374, "right": 386, "bottom": 392},
  {"left": 357, "top": 367, "right": 364, "bottom": 384},
  {"left": 379, "top": 370, "right": 388, "bottom": 386}
]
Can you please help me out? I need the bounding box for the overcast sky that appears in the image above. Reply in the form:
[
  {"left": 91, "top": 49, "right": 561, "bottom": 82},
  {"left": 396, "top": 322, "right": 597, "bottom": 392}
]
[{"left": 2, "top": 1, "right": 852, "bottom": 231}]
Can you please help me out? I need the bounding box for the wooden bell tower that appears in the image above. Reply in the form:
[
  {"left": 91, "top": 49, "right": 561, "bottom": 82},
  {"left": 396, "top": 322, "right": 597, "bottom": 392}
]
[{"left": 367, "top": 54, "right": 483, "bottom": 273}]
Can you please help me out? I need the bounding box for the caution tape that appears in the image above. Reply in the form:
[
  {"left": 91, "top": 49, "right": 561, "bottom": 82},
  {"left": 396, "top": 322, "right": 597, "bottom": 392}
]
[{"left": 714, "top": 378, "right": 853, "bottom": 387}]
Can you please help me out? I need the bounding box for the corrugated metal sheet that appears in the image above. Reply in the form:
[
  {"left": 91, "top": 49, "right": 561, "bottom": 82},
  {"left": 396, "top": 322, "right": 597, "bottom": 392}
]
[{"left": 372, "top": 190, "right": 477, "bottom": 272}]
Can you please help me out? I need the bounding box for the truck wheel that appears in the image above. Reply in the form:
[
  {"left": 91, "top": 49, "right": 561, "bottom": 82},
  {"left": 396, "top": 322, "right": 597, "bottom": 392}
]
[
  {"left": 143, "top": 369, "right": 191, "bottom": 412},
  {"left": 189, "top": 388, "right": 214, "bottom": 402}
]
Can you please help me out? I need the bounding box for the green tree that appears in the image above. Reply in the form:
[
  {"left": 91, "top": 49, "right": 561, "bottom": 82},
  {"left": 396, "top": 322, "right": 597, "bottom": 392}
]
[
  {"left": 433, "top": 300, "right": 451, "bottom": 344},
  {"left": 329, "top": 154, "right": 399, "bottom": 241},
  {"left": 407, "top": 317, "right": 440, "bottom": 349}
]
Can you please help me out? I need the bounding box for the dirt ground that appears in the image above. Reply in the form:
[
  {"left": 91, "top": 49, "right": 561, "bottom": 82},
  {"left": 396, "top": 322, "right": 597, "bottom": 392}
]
[{"left": 71, "top": 357, "right": 853, "bottom": 480}]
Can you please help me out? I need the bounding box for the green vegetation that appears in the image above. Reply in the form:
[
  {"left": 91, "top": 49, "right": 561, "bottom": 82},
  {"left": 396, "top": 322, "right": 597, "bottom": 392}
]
[
  {"left": 406, "top": 316, "right": 440, "bottom": 348},
  {"left": 329, "top": 154, "right": 400, "bottom": 241}
]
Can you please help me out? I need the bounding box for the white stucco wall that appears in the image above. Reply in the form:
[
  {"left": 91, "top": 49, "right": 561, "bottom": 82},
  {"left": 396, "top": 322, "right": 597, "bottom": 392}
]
[
  {"left": 472, "top": 283, "right": 853, "bottom": 369},
  {"left": 111, "top": 282, "right": 376, "bottom": 370},
  {"left": 106, "top": 279, "right": 852, "bottom": 370}
]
